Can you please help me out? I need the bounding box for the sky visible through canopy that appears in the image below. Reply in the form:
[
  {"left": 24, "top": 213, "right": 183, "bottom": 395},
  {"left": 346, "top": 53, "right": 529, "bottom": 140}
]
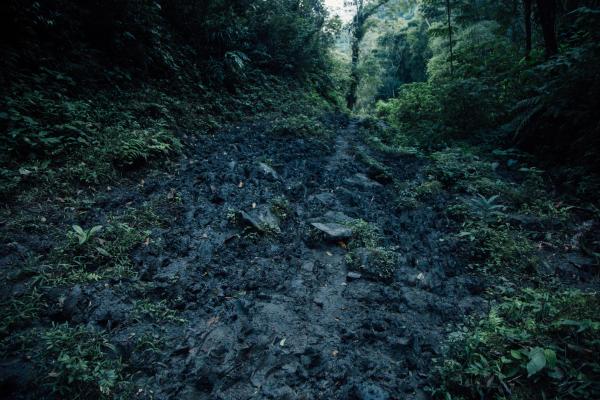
[{"left": 325, "top": 0, "right": 355, "bottom": 22}]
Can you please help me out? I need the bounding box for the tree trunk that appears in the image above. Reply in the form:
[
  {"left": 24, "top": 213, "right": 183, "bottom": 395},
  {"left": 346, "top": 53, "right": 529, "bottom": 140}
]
[
  {"left": 536, "top": 0, "right": 558, "bottom": 57},
  {"left": 524, "top": 0, "right": 532, "bottom": 59},
  {"left": 446, "top": 0, "right": 454, "bottom": 76}
]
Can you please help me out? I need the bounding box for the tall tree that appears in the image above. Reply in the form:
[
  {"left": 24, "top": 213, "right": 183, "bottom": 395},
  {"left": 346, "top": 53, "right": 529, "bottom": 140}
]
[
  {"left": 536, "top": 0, "right": 558, "bottom": 57},
  {"left": 346, "top": 0, "right": 391, "bottom": 109},
  {"left": 524, "top": 0, "right": 532, "bottom": 59},
  {"left": 445, "top": 0, "right": 454, "bottom": 76}
]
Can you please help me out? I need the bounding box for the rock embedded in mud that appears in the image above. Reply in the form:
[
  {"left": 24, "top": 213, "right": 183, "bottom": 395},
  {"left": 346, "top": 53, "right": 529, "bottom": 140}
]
[
  {"left": 257, "top": 162, "right": 279, "bottom": 180},
  {"left": 310, "top": 222, "right": 353, "bottom": 240},
  {"left": 240, "top": 206, "right": 281, "bottom": 233},
  {"left": 301, "top": 261, "right": 315, "bottom": 272},
  {"left": 344, "top": 173, "right": 383, "bottom": 189},
  {"left": 346, "top": 271, "right": 362, "bottom": 281}
]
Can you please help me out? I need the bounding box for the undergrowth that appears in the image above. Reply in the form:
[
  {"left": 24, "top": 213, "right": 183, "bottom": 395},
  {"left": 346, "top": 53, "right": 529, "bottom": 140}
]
[{"left": 434, "top": 288, "right": 600, "bottom": 399}]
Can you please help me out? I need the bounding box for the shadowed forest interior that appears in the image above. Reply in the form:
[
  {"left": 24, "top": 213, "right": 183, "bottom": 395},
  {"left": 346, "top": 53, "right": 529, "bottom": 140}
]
[{"left": 1, "top": 1, "right": 599, "bottom": 399}]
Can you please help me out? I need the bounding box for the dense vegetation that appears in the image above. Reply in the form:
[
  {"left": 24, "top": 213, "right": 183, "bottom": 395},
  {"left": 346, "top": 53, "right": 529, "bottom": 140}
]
[{"left": 1, "top": 0, "right": 599, "bottom": 399}]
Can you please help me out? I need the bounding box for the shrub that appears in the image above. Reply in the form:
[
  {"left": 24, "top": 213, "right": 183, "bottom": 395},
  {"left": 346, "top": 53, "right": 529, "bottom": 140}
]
[{"left": 435, "top": 288, "right": 600, "bottom": 400}]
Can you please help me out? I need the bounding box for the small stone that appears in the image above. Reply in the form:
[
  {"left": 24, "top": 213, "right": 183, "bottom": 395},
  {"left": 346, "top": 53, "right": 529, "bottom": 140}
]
[
  {"left": 301, "top": 261, "right": 315, "bottom": 272},
  {"left": 346, "top": 271, "right": 362, "bottom": 281},
  {"left": 257, "top": 162, "right": 279, "bottom": 180},
  {"left": 311, "top": 222, "right": 353, "bottom": 240}
]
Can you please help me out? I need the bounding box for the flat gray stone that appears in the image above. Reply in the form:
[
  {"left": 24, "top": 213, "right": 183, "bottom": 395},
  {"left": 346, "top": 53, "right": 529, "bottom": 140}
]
[
  {"left": 240, "top": 206, "right": 280, "bottom": 233},
  {"left": 311, "top": 222, "right": 352, "bottom": 240}
]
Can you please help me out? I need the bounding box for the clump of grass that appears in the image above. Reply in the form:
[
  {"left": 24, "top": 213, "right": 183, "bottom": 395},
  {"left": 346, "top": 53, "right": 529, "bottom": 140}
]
[
  {"left": 20, "top": 323, "right": 127, "bottom": 398},
  {"left": 0, "top": 290, "right": 44, "bottom": 338},
  {"left": 346, "top": 246, "right": 398, "bottom": 281},
  {"left": 428, "top": 147, "right": 493, "bottom": 188},
  {"left": 457, "top": 221, "right": 538, "bottom": 273},
  {"left": 132, "top": 299, "right": 186, "bottom": 324},
  {"left": 270, "top": 196, "right": 292, "bottom": 220},
  {"left": 346, "top": 218, "right": 381, "bottom": 249},
  {"left": 414, "top": 179, "right": 443, "bottom": 200},
  {"left": 28, "top": 210, "right": 154, "bottom": 287}
]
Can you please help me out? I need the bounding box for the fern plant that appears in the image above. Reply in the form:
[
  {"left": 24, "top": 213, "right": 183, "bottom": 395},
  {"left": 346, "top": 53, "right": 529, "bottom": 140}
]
[{"left": 468, "top": 194, "right": 506, "bottom": 221}]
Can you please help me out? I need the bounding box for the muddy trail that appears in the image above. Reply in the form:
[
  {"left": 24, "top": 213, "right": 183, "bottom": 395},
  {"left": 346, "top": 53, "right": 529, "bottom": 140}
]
[{"left": 3, "top": 117, "right": 486, "bottom": 399}]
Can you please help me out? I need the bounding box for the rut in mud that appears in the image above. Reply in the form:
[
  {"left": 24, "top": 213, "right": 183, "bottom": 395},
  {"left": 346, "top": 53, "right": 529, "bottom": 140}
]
[{"left": 5, "top": 118, "right": 486, "bottom": 399}]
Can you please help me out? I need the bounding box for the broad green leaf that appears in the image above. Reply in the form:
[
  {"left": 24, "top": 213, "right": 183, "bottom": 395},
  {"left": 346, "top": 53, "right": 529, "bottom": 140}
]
[
  {"left": 72, "top": 225, "right": 85, "bottom": 235},
  {"left": 544, "top": 349, "right": 557, "bottom": 368},
  {"left": 89, "top": 225, "right": 103, "bottom": 235},
  {"left": 527, "top": 347, "right": 546, "bottom": 377}
]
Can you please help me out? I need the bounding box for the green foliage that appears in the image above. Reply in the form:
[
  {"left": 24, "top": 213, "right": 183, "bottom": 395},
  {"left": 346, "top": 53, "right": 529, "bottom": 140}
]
[
  {"left": 435, "top": 288, "right": 600, "bottom": 400},
  {"left": 269, "top": 115, "right": 330, "bottom": 137},
  {"left": 512, "top": 8, "right": 600, "bottom": 185},
  {"left": 132, "top": 299, "right": 186, "bottom": 324},
  {"left": 36, "top": 324, "right": 124, "bottom": 398},
  {"left": 347, "top": 218, "right": 381, "bottom": 249},
  {"left": 346, "top": 246, "right": 398, "bottom": 281},
  {"left": 457, "top": 221, "right": 538, "bottom": 273},
  {"left": 71, "top": 225, "right": 103, "bottom": 245},
  {"left": 0, "top": 290, "right": 44, "bottom": 338}
]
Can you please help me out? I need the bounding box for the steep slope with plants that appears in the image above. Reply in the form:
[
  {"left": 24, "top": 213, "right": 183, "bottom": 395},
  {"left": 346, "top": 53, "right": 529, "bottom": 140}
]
[{"left": 1, "top": 1, "right": 599, "bottom": 399}]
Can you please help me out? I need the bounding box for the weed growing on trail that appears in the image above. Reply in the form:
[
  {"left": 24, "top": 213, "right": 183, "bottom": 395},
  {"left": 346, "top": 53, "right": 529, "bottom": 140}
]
[
  {"left": 22, "top": 206, "right": 159, "bottom": 288},
  {"left": 346, "top": 219, "right": 381, "bottom": 249},
  {"left": 0, "top": 290, "right": 44, "bottom": 338},
  {"left": 346, "top": 247, "right": 398, "bottom": 281},
  {"left": 36, "top": 324, "right": 125, "bottom": 398},
  {"left": 392, "top": 179, "right": 443, "bottom": 210},
  {"left": 132, "top": 299, "right": 186, "bottom": 324},
  {"left": 434, "top": 288, "right": 600, "bottom": 400},
  {"left": 457, "top": 221, "right": 538, "bottom": 273},
  {"left": 270, "top": 196, "right": 292, "bottom": 220}
]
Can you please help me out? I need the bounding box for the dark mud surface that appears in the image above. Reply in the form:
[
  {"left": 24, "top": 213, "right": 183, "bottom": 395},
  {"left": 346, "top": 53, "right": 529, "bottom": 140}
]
[{"left": 1, "top": 118, "right": 488, "bottom": 399}]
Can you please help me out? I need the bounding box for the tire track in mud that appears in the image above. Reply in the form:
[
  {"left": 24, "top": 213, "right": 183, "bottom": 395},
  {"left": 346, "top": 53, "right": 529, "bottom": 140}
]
[{"left": 58, "top": 118, "right": 487, "bottom": 399}]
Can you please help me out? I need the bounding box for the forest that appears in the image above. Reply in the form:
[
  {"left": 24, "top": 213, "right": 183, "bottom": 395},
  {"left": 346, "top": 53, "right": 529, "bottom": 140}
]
[{"left": 0, "top": 0, "right": 599, "bottom": 399}]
